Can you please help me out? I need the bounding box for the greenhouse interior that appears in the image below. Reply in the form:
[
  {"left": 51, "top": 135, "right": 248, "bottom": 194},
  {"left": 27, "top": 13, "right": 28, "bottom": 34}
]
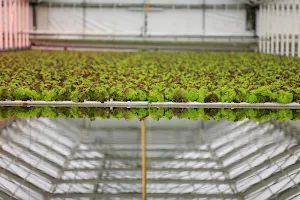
[{"left": 1, "top": 0, "right": 300, "bottom": 200}]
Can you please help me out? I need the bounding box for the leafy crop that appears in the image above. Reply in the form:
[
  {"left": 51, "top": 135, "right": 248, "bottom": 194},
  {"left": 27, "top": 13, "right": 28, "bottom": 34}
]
[
  {"left": 0, "top": 107, "right": 298, "bottom": 122},
  {"left": 0, "top": 50, "right": 300, "bottom": 104}
]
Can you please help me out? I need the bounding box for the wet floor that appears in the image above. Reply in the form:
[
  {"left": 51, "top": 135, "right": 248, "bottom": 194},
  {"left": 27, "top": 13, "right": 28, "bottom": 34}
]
[{"left": 1, "top": 117, "right": 300, "bottom": 200}]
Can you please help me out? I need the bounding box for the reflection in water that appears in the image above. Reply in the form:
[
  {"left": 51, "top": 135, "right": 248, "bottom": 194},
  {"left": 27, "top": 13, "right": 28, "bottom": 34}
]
[{"left": 0, "top": 117, "right": 300, "bottom": 200}]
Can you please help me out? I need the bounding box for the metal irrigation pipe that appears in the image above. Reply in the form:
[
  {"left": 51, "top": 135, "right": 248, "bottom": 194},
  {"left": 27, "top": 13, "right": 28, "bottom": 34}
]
[{"left": 1, "top": 101, "right": 300, "bottom": 109}]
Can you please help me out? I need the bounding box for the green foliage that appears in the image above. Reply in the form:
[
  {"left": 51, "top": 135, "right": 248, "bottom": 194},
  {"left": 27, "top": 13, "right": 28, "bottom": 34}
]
[
  {"left": 1, "top": 107, "right": 299, "bottom": 121},
  {"left": 0, "top": 51, "right": 300, "bottom": 106}
]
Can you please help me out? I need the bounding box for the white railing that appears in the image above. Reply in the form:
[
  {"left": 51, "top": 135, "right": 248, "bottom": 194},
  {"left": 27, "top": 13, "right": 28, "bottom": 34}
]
[
  {"left": 0, "top": 0, "right": 30, "bottom": 51},
  {"left": 258, "top": 0, "right": 300, "bottom": 57}
]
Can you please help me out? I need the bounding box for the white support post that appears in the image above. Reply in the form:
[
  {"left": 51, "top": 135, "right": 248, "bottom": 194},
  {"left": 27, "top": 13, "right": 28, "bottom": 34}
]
[
  {"left": 270, "top": 2, "right": 274, "bottom": 54},
  {"left": 285, "top": 0, "right": 290, "bottom": 56},
  {"left": 281, "top": 1, "right": 285, "bottom": 55},
  {"left": 298, "top": 0, "right": 300, "bottom": 57},
  {"left": 291, "top": 0, "right": 295, "bottom": 56},
  {"left": 4, "top": 0, "right": 8, "bottom": 49},
  {"left": 13, "top": 0, "right": 17, "bottom": 48},
  {"left": 262, "top": 5, "right": 266, "bottom": 53},
  {"left": 0, "top": 0, "right": 2, "bottom": 49},
  {"left": 267, "top": 3, "right": 270, "bottom": 54},
  {"left": 259, "top": 5, "right": 263, "bottom": 52},
  {"left": 275, "top": 2, "right": 280, "bottom": 55}
]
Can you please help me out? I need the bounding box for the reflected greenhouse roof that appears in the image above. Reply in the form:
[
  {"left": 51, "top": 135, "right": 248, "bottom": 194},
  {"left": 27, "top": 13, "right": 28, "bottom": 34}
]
[{"left": 1, "top": 117, "right": 300, "bottom": 199}]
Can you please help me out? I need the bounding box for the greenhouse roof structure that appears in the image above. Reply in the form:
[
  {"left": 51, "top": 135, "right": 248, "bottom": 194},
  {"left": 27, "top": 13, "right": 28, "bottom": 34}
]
[{"left": 1, "top": 118, "right": 300, "bottom": 200}]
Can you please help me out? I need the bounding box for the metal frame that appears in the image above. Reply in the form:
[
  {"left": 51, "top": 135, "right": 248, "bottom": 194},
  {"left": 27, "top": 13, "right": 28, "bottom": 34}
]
[
  {"left": 1, "top": 101, "right": 300, "bottom": 109},
  {"left": 1, "top": 118, "right": 300, "bottom": 199}
]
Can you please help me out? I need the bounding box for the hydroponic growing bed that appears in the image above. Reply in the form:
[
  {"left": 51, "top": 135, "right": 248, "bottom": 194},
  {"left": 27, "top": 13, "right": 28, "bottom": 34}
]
[
  {"left": 0, "top": 107, "right": 299, "bottom": 122},
  {"left": 1, "top": 50, "right": 300, "bottom": 121},
  {"left": 1, "top": 50, "right": 300, "bottom": 103}
]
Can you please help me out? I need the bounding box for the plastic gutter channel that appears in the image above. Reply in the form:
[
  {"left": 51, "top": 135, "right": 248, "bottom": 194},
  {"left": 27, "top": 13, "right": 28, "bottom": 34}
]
[{"left": 1, "top": 101, "right": 300, "bottom": 109}]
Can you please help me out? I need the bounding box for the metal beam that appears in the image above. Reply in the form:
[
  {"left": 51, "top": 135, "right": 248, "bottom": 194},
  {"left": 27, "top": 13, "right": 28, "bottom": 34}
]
[
  {"left": 0, "top": 189, "right": 19, "bottom": 200},
  {"left": 243, "top": 161, "right": 300, "bottom": 196},
  {"left": 268, "top": 183, "right": 300, "bottom": 200},
  {"left": 63, "top": 167, "right": 222, "bottom": 173},
  {"left": 71, "top": 156, "right": 216, "bottom": 163},
  {"left": 0, "top": 148, "right": 55, "bottom": 181},
  {"left": 49, "top": 192, "right": 238, "bottom": 199},
  {"left": 2, "top": 136, "right": 62, "bottom": 169},
  {"left": 10, "top": 125, "right": 68, "bottom": 160},
  {"left": 233, "top": 145, "right": 300, "bottom": 182},
  {"left": 15, "top": 120, "right": 73, "bottom": 151},
  {"left": 1, "top": 101, "right": 300, "bottom": 109},
  {"left": 213, "top": 122, "right": 271, "bottom": 155},
  {"left": 224, "top": 143, "right": 277, "bottom": 171},
  {"left": 207, "top": 145, "right": 241, "bottom": 200},
  {"left": 52, "top": 178, "right": 230, "bottom": 185},
  {"left": 49, "top": 130, "right": 84, "bottom": 193},
  {"left": 83, "top": 126, "right": 199, "bottom": 132},
  {"left": 91, "top": 152, "right": 106, "bottom": 200},
  {"left": 0, "top": 166, "right": 46, "bottom": 195},
  {"left": 35, "top": 1, "right": 248, "bottom": 9},
  {"left": 78, "top": 147, "right": 210, "bottom": 153}
]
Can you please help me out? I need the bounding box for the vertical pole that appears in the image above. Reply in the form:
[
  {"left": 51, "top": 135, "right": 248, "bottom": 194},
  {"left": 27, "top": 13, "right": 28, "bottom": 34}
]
[
  {"left": 22, "top": 0, "right": 25, "bottom": 48},
  {"left": 298, "top": 0, "right": 300, "bottom": 57},
  {"left": 143, "top": 0, "right": 149, "bottom": 37},
  {"left": 202, "top": 0, "right": 205, "bottom": 36},
  {"left": 281, "top": 1, "right": 285, "bottom": 55},
  {"left": 32, "top": 4, "right": 36, "bottom": 30},
  {"left": 4, "top": 0, "right": 8, "bottom": 49},
  {"left": 259, "top": 5, "right": 262, "bottom": 52},
  {"left": 264, "top": 4, "right": 267, "bottom": 53},
  {"left": 8, "top": 0, "right": 12, "bottom": 48},
  {"left": 25, "top": 0, "right": 29, "bottom": 47},
  {"left": 18, "top": 0, "right": 21, "bottom": 48},
  {"left": 262, "top": 5, "right": 265, "bottom": 53},
  {"left": 275, "top": 2, "right": 279, "bottom": 55},
  {"left": 285, "top": 0, "right": 290, "bottom": 56},
  {"left": 270, "top": 3, "right": 274, "bottom": 54},
  {"left": 266, "top": 3, "right": 270, "bottom": 54},
  {"left": 48, "top": 2, "right": 51, "bottom": 30},
  {"left": 141, "top": 119, "right": 147, "bottom": 200},
  {"left": 13, "top": 0, "right": 17, "bottom": 48},
  {"left": 83, "top": 0, "right": 85, "bottom": 36},
  {"left": 291, "top": 0, "right": 295, "bottom": 56},
  {"left": 20, "top": 0, "right": 22, "bottom": 48},
  {"left": 0, "top": 0, "right": 3, "bottom": 49}
]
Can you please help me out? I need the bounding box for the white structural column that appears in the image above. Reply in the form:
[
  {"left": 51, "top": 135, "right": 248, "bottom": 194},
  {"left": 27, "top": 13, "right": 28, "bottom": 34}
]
[
  {"left": 266, "top": 3, "right": 270, "bottom": 54},
  {"left": 0, "top": 0, "right": 2, "bottom": 49},
  {"left": 262, "top": 4, "right": 266, "bottom": 53},
  {"left": 259, "top": 5, "right": 263, "bottom": 52},
  {"left": 8, "top": 0, "right": 12, "bottom": 48},
  {"left": 281, "top": 1, "right": 285, "bottom": 55},
  {"left": 298, "top": 0, "right": 300, "bottom": 57},
  {"left": 25, "top": 0, "right": 29, "bottom": 47},
  {"left": 13, "top": 0, "right": 17, "bottom": 48},
  {"left": 17, "top": 0, "right": 21, "bottom": 48},
  {"left": 285, "top": 0, "right": 290, "bottom": 56},
  {"left": 270, "top": 2, "right": 274, "bottom": 54},
  {"left": 275, "top": 2, "right": 280, "bottom": 54},
  {"left": 4, "top": 0, "right": 8, "bottom": 49},
  {"left": 22, "top": 0, "right": 25, "bottom": 48},
  {"left": 291, "top": 0, "right": 296, "bottom": 56}
]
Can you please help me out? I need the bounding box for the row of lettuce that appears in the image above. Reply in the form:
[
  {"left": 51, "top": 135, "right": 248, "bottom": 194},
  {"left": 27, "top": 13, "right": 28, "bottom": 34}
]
[
  {"left": 0, "top": 51, "right": 300, "bottom": 103},
  {"left": 0, "top": 107, "right": 299, "bottom": 122}
]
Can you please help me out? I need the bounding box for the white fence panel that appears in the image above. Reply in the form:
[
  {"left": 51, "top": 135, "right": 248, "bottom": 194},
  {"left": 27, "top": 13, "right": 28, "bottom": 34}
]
[{"left": 258, "top": 0, "right": 300, "bottom": 57}]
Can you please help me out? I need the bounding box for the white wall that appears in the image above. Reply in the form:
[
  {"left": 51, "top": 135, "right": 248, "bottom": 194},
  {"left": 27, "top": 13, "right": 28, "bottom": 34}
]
[
  {"left": 45, "top": 0, "right": 243, "bottom": 5},
  {"left": 35, "top": 6, "right": 254, "bottom": 37}
]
